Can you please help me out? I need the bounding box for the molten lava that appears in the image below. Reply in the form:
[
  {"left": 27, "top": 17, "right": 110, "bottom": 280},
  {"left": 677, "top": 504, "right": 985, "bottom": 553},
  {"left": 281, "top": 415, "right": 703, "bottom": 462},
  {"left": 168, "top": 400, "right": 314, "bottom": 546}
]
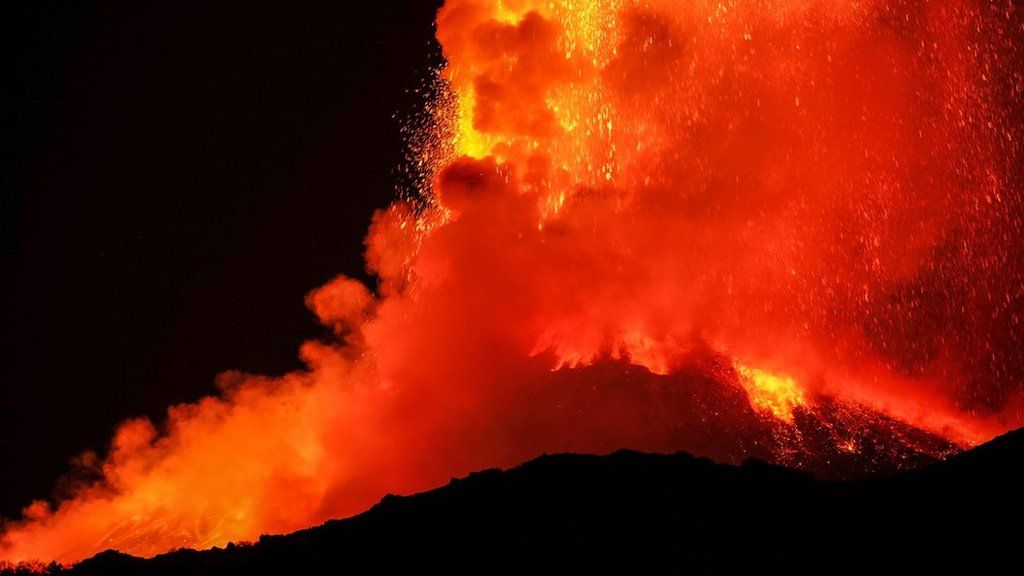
[
  {"left": 3, "top": 0, "right": 1023, "bottom": 566},
  {"left": 735, "top": 364, "right": 806, "bottom": 423}
]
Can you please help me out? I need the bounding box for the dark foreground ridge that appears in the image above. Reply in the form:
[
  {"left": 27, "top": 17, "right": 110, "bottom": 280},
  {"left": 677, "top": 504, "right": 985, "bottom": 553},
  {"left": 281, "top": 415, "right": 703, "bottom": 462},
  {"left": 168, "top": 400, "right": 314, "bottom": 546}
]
[{"left": 6, "top": 428, "right": 1022, "bottom": 575}]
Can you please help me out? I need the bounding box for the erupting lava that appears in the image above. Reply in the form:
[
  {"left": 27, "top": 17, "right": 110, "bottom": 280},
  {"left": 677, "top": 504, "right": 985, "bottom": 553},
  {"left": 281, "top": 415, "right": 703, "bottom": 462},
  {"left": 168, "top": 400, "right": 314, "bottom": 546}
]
[
  {"left": 3, "top": 0, "right": 1023, "bottom": 565},
  {"left": 734, "top": 364, "right": 806, "bottom": 423}
]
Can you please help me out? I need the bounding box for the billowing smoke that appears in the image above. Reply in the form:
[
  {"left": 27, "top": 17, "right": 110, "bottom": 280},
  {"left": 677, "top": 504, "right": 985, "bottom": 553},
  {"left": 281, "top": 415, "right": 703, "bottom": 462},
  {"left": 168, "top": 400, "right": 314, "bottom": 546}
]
[{"left": 3, "top": 0, "right": 1022, "bottom": 564}]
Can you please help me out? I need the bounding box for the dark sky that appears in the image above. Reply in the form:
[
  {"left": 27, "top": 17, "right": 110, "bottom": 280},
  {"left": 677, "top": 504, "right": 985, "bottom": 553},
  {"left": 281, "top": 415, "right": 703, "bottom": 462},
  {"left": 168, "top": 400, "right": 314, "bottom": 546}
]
[{"left": 1, "top": 0, "right": 442, "bottom": 518}]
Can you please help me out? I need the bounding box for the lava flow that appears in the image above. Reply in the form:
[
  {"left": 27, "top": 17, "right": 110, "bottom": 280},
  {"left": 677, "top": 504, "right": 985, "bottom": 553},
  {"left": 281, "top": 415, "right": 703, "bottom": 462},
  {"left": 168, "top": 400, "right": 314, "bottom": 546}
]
[{"left": 3, "top": 0, "right": 1023, "bottom": 566}]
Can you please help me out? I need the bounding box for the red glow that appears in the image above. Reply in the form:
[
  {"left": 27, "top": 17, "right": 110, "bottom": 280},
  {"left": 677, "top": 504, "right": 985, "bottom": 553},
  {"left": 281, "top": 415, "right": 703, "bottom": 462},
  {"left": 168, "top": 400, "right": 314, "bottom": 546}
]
[{"left": 3, "top": 0, "right": 1022, "bottom": 565}]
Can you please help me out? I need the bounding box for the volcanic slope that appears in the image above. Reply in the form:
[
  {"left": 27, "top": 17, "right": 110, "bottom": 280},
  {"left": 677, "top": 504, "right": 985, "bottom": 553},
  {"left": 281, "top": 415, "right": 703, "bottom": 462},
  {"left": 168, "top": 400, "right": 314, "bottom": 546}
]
[{"left": 4, "top": 427, "right": 1020, "bottom": 575}]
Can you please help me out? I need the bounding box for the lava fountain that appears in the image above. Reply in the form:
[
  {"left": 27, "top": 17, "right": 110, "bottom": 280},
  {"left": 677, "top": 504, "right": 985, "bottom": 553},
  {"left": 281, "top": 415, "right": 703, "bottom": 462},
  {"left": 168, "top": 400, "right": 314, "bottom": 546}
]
[{"left": 2, "top": 0, "right": 1022, "bottom": 565}]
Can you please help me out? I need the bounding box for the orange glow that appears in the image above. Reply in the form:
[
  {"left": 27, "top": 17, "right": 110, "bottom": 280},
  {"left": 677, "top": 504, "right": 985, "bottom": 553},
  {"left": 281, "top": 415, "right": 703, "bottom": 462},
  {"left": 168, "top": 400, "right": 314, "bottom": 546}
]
[
  {"left": 4, "top": 0, "right": 1023, "bottom": 566},
  {"left": 735, "top": 364, "right": 807, "bottom": 423}
]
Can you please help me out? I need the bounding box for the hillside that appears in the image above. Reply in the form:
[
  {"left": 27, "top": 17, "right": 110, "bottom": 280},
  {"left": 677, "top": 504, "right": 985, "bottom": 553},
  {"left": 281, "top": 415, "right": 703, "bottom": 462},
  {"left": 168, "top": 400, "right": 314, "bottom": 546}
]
[{"left": 4, "top": 427, "right": 1020, "bottom": 575}]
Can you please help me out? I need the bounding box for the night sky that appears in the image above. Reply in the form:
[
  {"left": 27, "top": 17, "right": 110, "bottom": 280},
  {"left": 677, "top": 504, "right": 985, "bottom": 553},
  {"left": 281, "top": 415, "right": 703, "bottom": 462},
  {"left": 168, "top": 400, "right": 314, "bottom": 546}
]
[{"left": 1, "top": 0, "right": 442, "bottom": 518}]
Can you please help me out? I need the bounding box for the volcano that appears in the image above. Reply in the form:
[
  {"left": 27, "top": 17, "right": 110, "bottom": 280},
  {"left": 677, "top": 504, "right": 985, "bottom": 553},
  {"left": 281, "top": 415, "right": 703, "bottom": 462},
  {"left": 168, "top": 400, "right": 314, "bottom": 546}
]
[{"left": 3, "top": 0, "right": 1023, "bottom": 568}]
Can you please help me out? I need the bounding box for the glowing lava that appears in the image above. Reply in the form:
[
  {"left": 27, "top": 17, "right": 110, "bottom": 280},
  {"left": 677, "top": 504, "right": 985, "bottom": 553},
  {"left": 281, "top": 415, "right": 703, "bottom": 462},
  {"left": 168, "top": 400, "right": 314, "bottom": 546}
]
[{"left": 735, "top": 364, "right": 806, "bottom": 423}]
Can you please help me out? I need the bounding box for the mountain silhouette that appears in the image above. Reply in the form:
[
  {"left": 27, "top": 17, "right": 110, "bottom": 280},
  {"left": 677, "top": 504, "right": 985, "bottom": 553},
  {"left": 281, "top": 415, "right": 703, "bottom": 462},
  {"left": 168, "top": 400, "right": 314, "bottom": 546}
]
[{"left": 4, "top": 427, "right": 1021, "bottom": 575}]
